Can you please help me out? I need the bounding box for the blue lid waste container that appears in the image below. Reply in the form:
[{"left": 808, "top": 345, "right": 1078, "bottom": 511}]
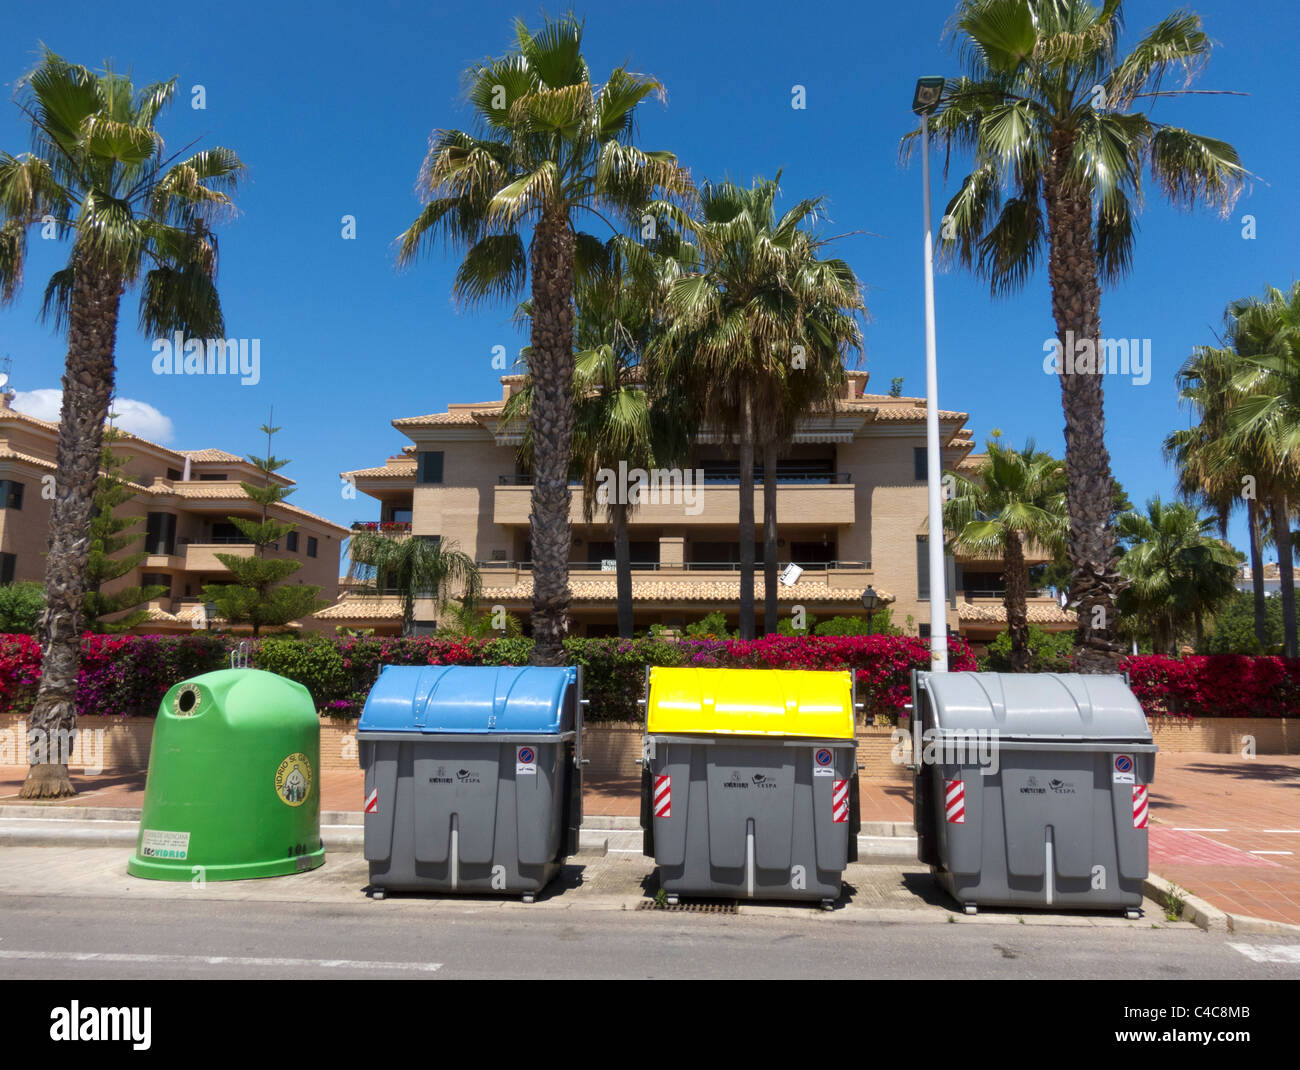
[
  {"left": 911, "top": 671, "right": 1156, "bottom": 917},
  {"left": 357, "top": 664, "right": 584, "bottom": 901}
]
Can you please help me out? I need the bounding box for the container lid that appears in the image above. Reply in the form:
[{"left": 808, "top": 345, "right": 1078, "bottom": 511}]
[
  {"left": 647, "top": 667, "right": 854, "bottom": 739},
  {"left": 358, "top": 665, "right": 577, "bottom": 734},
  {"left": 916, "top": 671, "right": 1152, "bottom": 741}
]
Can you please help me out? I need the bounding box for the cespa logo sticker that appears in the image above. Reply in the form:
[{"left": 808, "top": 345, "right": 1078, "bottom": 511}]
[{"left": 275, "top": 753, "right": 313, "bottom": 806}]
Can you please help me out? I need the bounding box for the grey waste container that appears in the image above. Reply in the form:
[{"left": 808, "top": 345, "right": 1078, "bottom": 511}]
[
  {"left": 911, "top": 670, "right": 1156, "bottom": 916},
  {"left": 358, "top": 664, "right": 584, "bottom": 901},
  {"left": 640, "top": 667, "right": 860, "bottom": 910}
]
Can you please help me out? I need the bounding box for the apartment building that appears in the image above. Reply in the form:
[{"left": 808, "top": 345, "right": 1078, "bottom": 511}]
[
  {"left": 323, "top": 370, "right": 1075, "bottom": 643},
  {"left": 0, "top": 392, "right": 346, "bottom": 631}
]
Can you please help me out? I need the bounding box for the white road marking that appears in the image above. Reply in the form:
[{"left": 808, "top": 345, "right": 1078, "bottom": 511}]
[
  {"left": 1173, "top": 827, "right": 1230, "bottom": 833},
  {"left": 1247, "top": 850, "right": 1294, "bottom": 856},
  {"left": 0, "top": 950, "right": 441, "bottom": 972},
  {"left": 610, "top": 848, "right": 643, "bottom": 853},
  {"left": 1262, "top": 829, "right": 1300, "bottom": 834},
  {"left": 1228, "top": 943, "right": 1300, "bottom": 964}
]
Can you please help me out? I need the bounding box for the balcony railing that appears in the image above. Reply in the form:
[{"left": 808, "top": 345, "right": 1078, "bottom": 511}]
[
  {"left": 473, "top": 560, "right": 869, "bottom": 573},
  {"left": 496, "top": 470, "right": 851, "bottom": 486}
]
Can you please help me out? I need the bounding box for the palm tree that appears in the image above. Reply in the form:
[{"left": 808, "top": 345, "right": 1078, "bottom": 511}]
[
  {"left": 1166, "top": 345, "right": 1270, "bottom": 649},
  {"left": 943, "top": 439, "right": 1069, "bottom": 671},
  {"left": 0, "top": 50, "right": 243, "bottom": 798},
  {"left": 347, "top": 533, "right": 481, "bottom": 637},
  {"left": 1217, "top": 283, "right": 1300, "bottom": 657},
  {"left": 1116, "top": 498, "right": 1241, "bottom": 653},
  {"left": 654, "top": 175, "right": 865, "bottom": 638},
  {"left": 505, "top": 237, "right": 685, "bottom": 638},
  {"left": 915, "top": 0, "right": 1245, "bottom": 671},
  {"left": 436, "top": 598, "right": 522, "bottom": 639},
  {"left": 396, "top": 13, "right": 691, "bottom": 665}
]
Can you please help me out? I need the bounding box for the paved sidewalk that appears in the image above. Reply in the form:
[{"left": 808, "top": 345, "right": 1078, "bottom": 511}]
[{"left": 4, "top": 752, "right": 1298, "bottom": 927}]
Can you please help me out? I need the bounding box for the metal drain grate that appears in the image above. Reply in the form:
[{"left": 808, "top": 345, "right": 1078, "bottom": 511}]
[{"left": 636, "top": 900, "right": 739, "bottom": 914}]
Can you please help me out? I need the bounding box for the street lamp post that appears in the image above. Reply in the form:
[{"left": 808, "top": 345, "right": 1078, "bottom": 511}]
[
  {"left": 913, "top": 75, "right": 948, "bottom": 673},
  {"left": 861, "top": 585, "right": 879, "bottom": 636}
]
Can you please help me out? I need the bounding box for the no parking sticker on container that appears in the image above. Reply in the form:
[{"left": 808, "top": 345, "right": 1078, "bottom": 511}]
[
  {"left": 813, "top": 747, "right": 835, "bottom": 777},
  {"left": 1113, "top": 754, "right": 1135, "bottom": 784},
  {"left": 516, "top": 746, "right": 537, "bottom": 776}
]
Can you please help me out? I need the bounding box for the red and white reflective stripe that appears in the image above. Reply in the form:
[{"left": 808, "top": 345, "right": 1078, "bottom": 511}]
[
  {"left": 1132, "top": 784, "right": 1148, "bottom": 829},
  {"left": 831, "top": 779, "right": 849, "bottom": 823},
  {"left": 653, "top": 775, "right": 671, "bottom": 818},
  {"left": 945, "top": 779, "right": 966, "bottom": 824},
  {"left": 364, "top": 787, "right": 378, "bottom": 815}
]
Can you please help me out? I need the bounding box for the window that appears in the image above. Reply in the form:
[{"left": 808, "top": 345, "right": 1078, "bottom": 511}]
[
  {"left": 0, "top": 480, "right": 24, "bottom": 510},
  {"left": 386, "top": 507, "right": 413, "bottom": 524},
  {"left": 916, "top": 536, "right": 957, "bottom": 607},
  {"left": 409, "top": 620, "right": 438, "bottom": 637},
  {"left": 307, "top": 536, "right": 318, "bottom": 558},
  {"left": 417, "top": 451, "right": 445, "bottom": 484},
  {"left": 199, "top": 473, "right": 225, "bottom": 481},
  {"left": 145, "top": 512, "right": 178, "bottom": 556},
  {"left": 913, "top": 447, "right": 927, "bottom": 481},
  {"left": 166, "top": 468, "right": 181, "bottom": 481},
  {"left": 142, "top": 573, "right": 172, "bottom": 597},
  {"left": 0, "top": 553, "right": 14, "bottom": 584},
  {"left": 286, "top": 532, "right": 299, "bottom": 552}
]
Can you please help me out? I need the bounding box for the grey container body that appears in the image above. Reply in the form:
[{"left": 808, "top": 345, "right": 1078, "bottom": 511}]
[
  {"left": 360, "top": 733, "right": 581, "bottom": 896},
  {"left": 642, "top": 734, "right": 860, "bottom": 902},
  {"left": 912, "top": 671, "right": 1155, "bottom": 911}
]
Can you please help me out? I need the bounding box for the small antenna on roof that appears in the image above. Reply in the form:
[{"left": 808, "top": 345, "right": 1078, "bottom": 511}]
[{"left": 0, "top": 355, "right": 12, "bottom": 392}]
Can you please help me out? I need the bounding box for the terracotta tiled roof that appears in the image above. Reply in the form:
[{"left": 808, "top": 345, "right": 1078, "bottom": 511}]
[
  {"left": 182, "top": 448, "right": 245, "bottom": 463},
  {"left": 392, "top": 409, "right": 490, "bottom": 428},
  {"left": 957, "top": 601, "right": 1077, "bottom": 624},
  {"left": 341, "top": 459, "right": 417, "bottom": 479},
  {"left": 157, "top": 483, "right": 347, "bottom": 531},
  {"left": 314, "top": 597, "right": 405, "bottom": 620},
  {"left": 0, "top": 406, "right": 58, "bottom": 431},
  {"left": 478, "top": 576, "right": 894, "bottom": 605},
  {"left": 0, "top": 446, "right": 56, "bottom": 470}
]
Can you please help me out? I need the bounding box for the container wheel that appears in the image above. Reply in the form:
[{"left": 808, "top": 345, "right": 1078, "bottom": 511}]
[
  {"left": 372, "top": 888, "right": 386, "bottom": 901},
  {"left": 1124, "top": 908, "right": 1140, "bottom": 920},
  {"left": 820, "top": 898, "right": 835, "bottom": 912},
  {"left": 666, "top": 893, "right": 679, "bottom": 907},
  {"left": 963, "top": 903, "right": 977, "bottom": 916},
  {"left": 522, "top": 893, "right": 536, "bottom": 904}
]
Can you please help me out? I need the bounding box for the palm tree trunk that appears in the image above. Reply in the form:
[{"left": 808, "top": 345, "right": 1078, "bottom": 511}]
[
  {"left": 1003, "top": 532, "right": 1030, "bottom": 672},
  {"left": 737, "top": 378, "right": 756, "bottom": 640},
  {"left": 1270, "top": 494, "right": 1298, "bottom": 658},
  {"left": 1042, "top": 135, "right": 1122, "bottom": 674},
  {"left": 612, "top": 503, "right": 633, "bottom": 639},
  {"left": 762, "top": 441, "right": 779, "bottom": 635},
  {"left": 21, "top": 258, "right": 124, "bottom": 799},
  {"left": 1248, "top": 498, "right": 1268, "bottom": 648},
  {"left": 527, "top": 208, "right": 576, "bottom": 665}
]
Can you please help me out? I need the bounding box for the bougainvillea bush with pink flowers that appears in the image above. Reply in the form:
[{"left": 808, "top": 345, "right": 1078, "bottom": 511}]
[{"left": 0, "top": 633, "right": 1295, "bottom": 722}]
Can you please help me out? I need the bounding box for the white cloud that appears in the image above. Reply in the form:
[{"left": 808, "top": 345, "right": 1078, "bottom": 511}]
[{"left": 12, "top": 389, "right": 175, "bottom": 444}]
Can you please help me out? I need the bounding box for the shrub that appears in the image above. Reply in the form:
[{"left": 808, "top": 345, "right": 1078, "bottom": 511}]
[
  {"left": 683, "top": 611, "right": 732, "bottom": 639},
  {"left": 256, "top": 636, "right": 350, "bottom": 708},
  {"left": 980, "top": 626, "right": 1075, "bottom": 673},
  {"left": 813, "top": 610, "right": 900, "bottom": 637},
  {"left": 0, "top": 583, "right": 45, "bottom": 635},
  {"left": 1200, "top": 590, "right": 1285, "bottom": 655}
]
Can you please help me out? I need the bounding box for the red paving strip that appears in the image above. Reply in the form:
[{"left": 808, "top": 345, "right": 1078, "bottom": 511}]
[{"left": 1149, "top": 829, "right": 1281, "bottom": 868}]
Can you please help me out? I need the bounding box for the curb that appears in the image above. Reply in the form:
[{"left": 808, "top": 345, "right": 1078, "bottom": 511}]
[{"left": 1144, "top": 873, "right": 1300, "bottom": 935}]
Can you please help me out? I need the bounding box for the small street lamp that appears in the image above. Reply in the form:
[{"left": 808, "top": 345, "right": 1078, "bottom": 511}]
[
  {"left": 203, "top": 601, "right": 216, "bottom": 632},
  {"left": 861, "top": 586, "right": 880, "bottom": 635}
]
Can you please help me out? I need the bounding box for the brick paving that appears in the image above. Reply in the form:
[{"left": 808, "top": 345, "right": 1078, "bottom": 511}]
[{"left": 3, "top": 749, "right": 1299, "bottom": 927}]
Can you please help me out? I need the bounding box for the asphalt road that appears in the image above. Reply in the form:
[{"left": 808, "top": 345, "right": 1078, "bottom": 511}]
[{"left": 1, "top": 893, "right": 1298, "bottom": 980}]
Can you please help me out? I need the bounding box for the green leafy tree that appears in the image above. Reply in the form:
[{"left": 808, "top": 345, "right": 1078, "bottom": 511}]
[
  {"left": 396, "top": 13, "right": 691, "bottom": 665},
  {"left": 1200, "top": 589, "right": 1284, "bottom": 655},
  {"left": 201, "top": 421, "right": 326, "bottom": 636},
  {"left": 914, "top": 0, "right": 1245, "bottom": 671},
  {"left": 0, "top": 49, "right": 243, "bottom": 797},
  {"left": 83, "top": 428, "right": 167, "bottom": 631},
  {"left": 436, "top": 598, "right": 522, "bottom": 639}
]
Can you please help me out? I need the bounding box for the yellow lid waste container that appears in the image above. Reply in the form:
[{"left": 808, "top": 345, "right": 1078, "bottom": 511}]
[{"left": 640, "top": 667, "right": 859, "bottom": 909}]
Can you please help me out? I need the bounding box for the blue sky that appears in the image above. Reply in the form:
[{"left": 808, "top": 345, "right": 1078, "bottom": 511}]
[{"left": 2, "top": 0, "right": 1298, "bottom": 570}]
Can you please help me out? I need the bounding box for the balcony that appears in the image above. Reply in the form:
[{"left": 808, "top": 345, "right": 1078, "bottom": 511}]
[
  {"left": 493, "top": 478, "right": 856, "bottom": 527},
  {"left": 184, "top": 542, "right": 255, "bottom": 572},
  {"left": 350, "top": 521, "right": 412, "bottom": 534}
]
